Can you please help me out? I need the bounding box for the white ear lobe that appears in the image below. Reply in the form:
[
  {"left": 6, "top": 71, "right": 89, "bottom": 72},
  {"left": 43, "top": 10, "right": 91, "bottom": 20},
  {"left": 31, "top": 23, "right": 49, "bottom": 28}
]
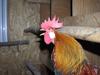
[{"left": 49, "top": 31, "right": 55, "bottom": 39}]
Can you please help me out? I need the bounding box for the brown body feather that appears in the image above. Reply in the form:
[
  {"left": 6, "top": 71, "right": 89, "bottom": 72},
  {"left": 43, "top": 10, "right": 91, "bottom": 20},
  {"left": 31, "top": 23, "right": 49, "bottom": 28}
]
[
  {"left": 52, "top": 31, "right": 100, "bottom": 75},
  {"left": 52, "top": 31, "right": 86, "bottom": 75}
]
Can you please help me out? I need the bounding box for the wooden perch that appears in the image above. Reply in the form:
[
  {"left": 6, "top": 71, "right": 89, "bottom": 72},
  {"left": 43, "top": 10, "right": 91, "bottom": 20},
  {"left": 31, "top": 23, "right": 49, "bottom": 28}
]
[{"left": 58, "top": 26, "right": 100, "bottom": 43}]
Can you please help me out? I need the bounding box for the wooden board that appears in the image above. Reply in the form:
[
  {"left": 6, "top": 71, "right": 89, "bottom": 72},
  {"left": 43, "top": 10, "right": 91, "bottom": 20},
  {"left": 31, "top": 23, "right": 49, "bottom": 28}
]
[
  {"left": 51, "top": 0, "right": 71, "bottom": 18},
  {"left": 73, "top": 0, "right": 100, "bottom": 16},
  {"left": 40, "top": 3, "right": 50, "bottom": 22}
]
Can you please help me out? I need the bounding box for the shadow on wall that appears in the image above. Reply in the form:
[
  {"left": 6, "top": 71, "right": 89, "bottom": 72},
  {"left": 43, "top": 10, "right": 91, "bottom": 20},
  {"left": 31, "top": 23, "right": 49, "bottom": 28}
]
[
  {"left": 77, "top": 39, "right": 100, "bottom": 56},
  {"left": 24, "top": 28, "right": 55, "bottom": 75}
]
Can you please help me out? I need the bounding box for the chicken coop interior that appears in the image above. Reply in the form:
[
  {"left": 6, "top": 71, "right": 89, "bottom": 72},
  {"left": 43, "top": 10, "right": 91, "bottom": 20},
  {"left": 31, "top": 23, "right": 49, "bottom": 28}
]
[{"left": 0, "top": 0, "right": 100, "bottom": 75}]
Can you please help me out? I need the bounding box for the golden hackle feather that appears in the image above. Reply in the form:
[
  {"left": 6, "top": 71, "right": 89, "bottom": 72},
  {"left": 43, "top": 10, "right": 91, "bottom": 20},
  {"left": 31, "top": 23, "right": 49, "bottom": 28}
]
[{"left": 52, "top": 31, "right": 86, "bottom": 75}]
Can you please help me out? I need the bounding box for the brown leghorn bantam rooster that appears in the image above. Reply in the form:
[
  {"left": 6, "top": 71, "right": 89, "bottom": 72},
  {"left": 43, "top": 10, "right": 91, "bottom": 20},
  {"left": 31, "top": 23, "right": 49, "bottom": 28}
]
[{"left": 40, "top": 17, "right": 100, "bottom": 75}]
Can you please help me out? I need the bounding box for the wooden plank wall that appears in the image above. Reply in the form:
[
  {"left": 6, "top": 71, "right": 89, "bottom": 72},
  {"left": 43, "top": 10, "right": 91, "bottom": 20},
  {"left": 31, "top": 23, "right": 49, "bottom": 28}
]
[
  {"left": 51, "top": 0, "right": 71, "bottom": 17},
  {"left": 27, "top": 0, "right": 50, "bottom": 22},
  {"left": 40, "top": 1, "right": 50, "bottom": 22},
  {"left": 39, "top": 0, "right": 71, "bottom": 21},
  {"left": 73, "top": 0, "right": 100, "bottom": 16}
]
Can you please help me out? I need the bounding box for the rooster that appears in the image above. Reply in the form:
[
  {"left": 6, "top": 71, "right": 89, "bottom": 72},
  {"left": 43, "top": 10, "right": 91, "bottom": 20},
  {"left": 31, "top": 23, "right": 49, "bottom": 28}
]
[{"left": 40, "top": 17, "right": 100, "bottom": 75}]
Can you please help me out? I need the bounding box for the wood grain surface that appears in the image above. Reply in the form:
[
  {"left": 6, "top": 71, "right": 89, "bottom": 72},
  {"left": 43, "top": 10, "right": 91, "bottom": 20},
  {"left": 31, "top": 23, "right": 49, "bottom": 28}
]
[{"left": 73, "top": 0, "right": 100, "bottom": 16}]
